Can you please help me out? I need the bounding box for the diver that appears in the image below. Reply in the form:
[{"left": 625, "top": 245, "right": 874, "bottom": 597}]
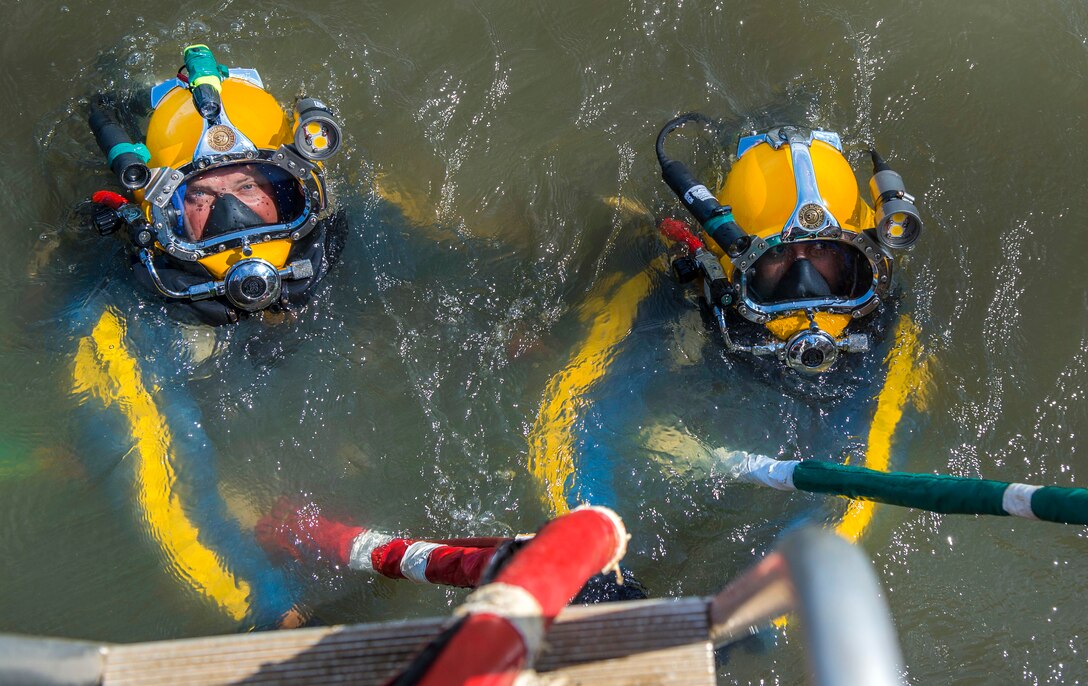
[
  {"left": 88, "top": 44, "right": 345, "bottom": 326},
  {"left": 655, "top": 114, "right": 923, "bottom": 375},
  {"left": 73, "top": 44, "right": 347, "bottom": 630},
  {"left": 528, "top": 115, "right": 930, "bottom": 549}
]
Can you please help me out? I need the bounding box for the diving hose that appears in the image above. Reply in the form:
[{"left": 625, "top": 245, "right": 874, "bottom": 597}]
[
  {"left": 256, "top": 503, "right": 520, "bottom": 588},
  {"left": 723, "top": 453, "right": 1088, "bottom": 526}
]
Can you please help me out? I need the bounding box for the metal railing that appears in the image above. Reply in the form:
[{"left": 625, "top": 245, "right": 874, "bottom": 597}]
[
  {"left": 0, "top": 634, "right": 104, "bottom": 686},
  {"left": 710, "top": 526, "right": 905, "bottom": 686}
]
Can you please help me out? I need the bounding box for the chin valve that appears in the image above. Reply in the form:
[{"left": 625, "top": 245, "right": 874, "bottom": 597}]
[
  {"left": 784, "top": 329, "right": 839, "bottom": 374},
  {"left": 224, "top": 259, "right": 282, "bottom": 311}
]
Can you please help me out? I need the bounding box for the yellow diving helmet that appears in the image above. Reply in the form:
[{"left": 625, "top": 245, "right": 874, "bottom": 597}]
[
  {"left": 88, "top": 44, "right": 344, "bottom": 325},
  {"left": 656, "top": 115, "right": 923, "bottom": 373}
]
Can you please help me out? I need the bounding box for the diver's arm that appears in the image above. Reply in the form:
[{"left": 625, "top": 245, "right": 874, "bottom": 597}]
[
  {"left": 72, "top": 308, "right": 299, "bottom": 628},
  {"left": 151, "top": 379, "right": 302, "bottom": 628}
]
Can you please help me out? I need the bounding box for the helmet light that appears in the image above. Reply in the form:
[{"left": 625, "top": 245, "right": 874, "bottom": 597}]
[
  {"left": 868, "top": 151, "right": 923, "bottom": 250},
  {"left": 293, "top": 98, "right": 342, "bottom": 161},
  {"left": 874, "top": 197, "right": 923, "bottom": 249}
]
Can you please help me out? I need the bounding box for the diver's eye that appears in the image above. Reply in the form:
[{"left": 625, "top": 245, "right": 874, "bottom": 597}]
[
  {"left": 236, "top": 182, "right": 270, "bottom": 199},
  {"left": 766, "top": 245, "right": 789, "bottom": 259}
]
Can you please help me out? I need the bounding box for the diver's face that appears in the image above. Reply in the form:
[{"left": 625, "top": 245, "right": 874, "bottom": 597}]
[
  {"left": 751, "top": 241, "right": 848, "bottom": 297},
  {"left": 183, "top": 166, "right": 278, "bottom": 241}
]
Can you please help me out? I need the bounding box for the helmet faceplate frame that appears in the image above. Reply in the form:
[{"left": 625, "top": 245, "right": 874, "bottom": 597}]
[
  {"left": 730, "top": 230, "right": 891, "bottom": 323},
  {"left": 144, "top": 145, "right": 325, "bottom": 262}
]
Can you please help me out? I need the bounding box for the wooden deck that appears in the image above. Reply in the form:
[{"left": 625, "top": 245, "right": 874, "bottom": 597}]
[{"left": 102, "top": 598, "right": 715, "bottom": 685}]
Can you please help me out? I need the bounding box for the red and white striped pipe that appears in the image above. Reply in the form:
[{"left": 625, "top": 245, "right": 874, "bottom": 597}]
[
  {"left": 256, "top": 504, "right": 511, "bottom": 588},
  {"left": 355, "top": 531, "right": 503, "bottom": 588},
  {"left": 404, "top": 505, "right": 629, "bottom": 686}
]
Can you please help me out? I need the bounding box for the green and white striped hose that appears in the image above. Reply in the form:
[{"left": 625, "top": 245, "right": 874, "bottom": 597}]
[{"left": 720, "top": 452, "right": 1088, "bottom": 525}]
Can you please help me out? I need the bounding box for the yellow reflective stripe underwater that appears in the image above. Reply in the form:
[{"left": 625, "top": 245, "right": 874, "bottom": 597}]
[
  {"left": 528, "top": 262, "right": 663, "bottom": 516},
  {"left": 528, "top": 270, "right": 927, "bottom": 538},
  {"left": 834, "top": 314, "right": 928, "bottom": 542},
  {"left": 72, "top": 309, "right": 251, "bottom": 621}
]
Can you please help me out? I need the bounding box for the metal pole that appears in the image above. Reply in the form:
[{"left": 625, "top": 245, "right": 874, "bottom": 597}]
[{"left": 708, "top": 527, "right": 904, "bottom": 686}]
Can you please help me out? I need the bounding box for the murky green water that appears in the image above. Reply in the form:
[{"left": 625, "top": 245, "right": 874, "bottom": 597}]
[{"left": 2, "top": 0, "right": 1088, "bottom": 683}]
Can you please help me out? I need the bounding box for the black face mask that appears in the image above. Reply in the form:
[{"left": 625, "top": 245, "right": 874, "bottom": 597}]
[
  {"left": 772, "top": 258, "right": 833, "bottom": 301},
  {"left": 203, "top": 193, "right": 266, "bottom": 238}
]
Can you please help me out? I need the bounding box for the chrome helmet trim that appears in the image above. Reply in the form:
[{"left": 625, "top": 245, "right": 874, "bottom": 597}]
[
  {"left": 727, "top": 127, "right": 892, "bottom": 322},
  {"left": 146, "top": 145, "right": 324, "bottom": 262}
]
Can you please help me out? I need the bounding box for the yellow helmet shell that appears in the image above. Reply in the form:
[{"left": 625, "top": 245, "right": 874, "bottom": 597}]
[
  {"left": 711, "top": 133, "right": 889, "bottom": 342},
  {"left": 145, "top": 78, "right": 294, "bottom": 170},
  {"left": 717, "top": 139, "right": 874, "bottom": 238}
]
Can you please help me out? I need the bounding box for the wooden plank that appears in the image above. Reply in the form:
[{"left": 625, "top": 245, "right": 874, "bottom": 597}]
[{"left": 103, "top": 598, "right": 715, "bottom": 685}]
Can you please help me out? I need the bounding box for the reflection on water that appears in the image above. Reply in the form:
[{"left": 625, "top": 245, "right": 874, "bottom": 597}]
[{"left": 1, "top": 0, "right": 1087, "bottom": 682}]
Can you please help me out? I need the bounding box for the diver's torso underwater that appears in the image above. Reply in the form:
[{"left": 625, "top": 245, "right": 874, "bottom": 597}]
[
  {"left": 528, "top": 116, "right": 930, "bottom": 553},
  {"left": 70, "top": 45, "right": 349, "bottom": 630}
]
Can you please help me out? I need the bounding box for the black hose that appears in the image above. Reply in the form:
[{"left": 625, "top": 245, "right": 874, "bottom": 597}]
[
  {"left": 869, "top": 149, "right": 891, "bottom": 173},
  {"left": 654, "top": 113, "right": 747, "bottom": 253},
  {"left": 655, "top": 112, "right": 719, "bottom": 167}
]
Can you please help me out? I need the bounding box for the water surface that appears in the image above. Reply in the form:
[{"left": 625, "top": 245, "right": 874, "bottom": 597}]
[{"left": 2, "top": 1, "right": 1087, "bottom": 683}]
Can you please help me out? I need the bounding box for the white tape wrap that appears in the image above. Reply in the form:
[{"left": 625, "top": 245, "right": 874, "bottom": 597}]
[
  {"left": 401, "top": 541, "right": 443, "bottom": 583},
  {"left": 347, "top": 530, "right": 395, "bottom": 572},
  {"left": 1002, "top": 483, "right": 1041, "bottom": 519},
  {"left": 455, "top": 583, "right": 545, "bottom": 658},
  {"left": 733, "top": 453, "right": 798, "bottom": 491}
]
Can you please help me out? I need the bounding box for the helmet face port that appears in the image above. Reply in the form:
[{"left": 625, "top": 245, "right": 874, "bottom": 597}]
[
  {"left": 747, "top": 240, "right": 873, "bottom": 308},
  {"left": 146, "top": 152, "right": 321, "bottom": 264},
  {"left": 175, "top": 162, "right": 307, "bottom": 243}
]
